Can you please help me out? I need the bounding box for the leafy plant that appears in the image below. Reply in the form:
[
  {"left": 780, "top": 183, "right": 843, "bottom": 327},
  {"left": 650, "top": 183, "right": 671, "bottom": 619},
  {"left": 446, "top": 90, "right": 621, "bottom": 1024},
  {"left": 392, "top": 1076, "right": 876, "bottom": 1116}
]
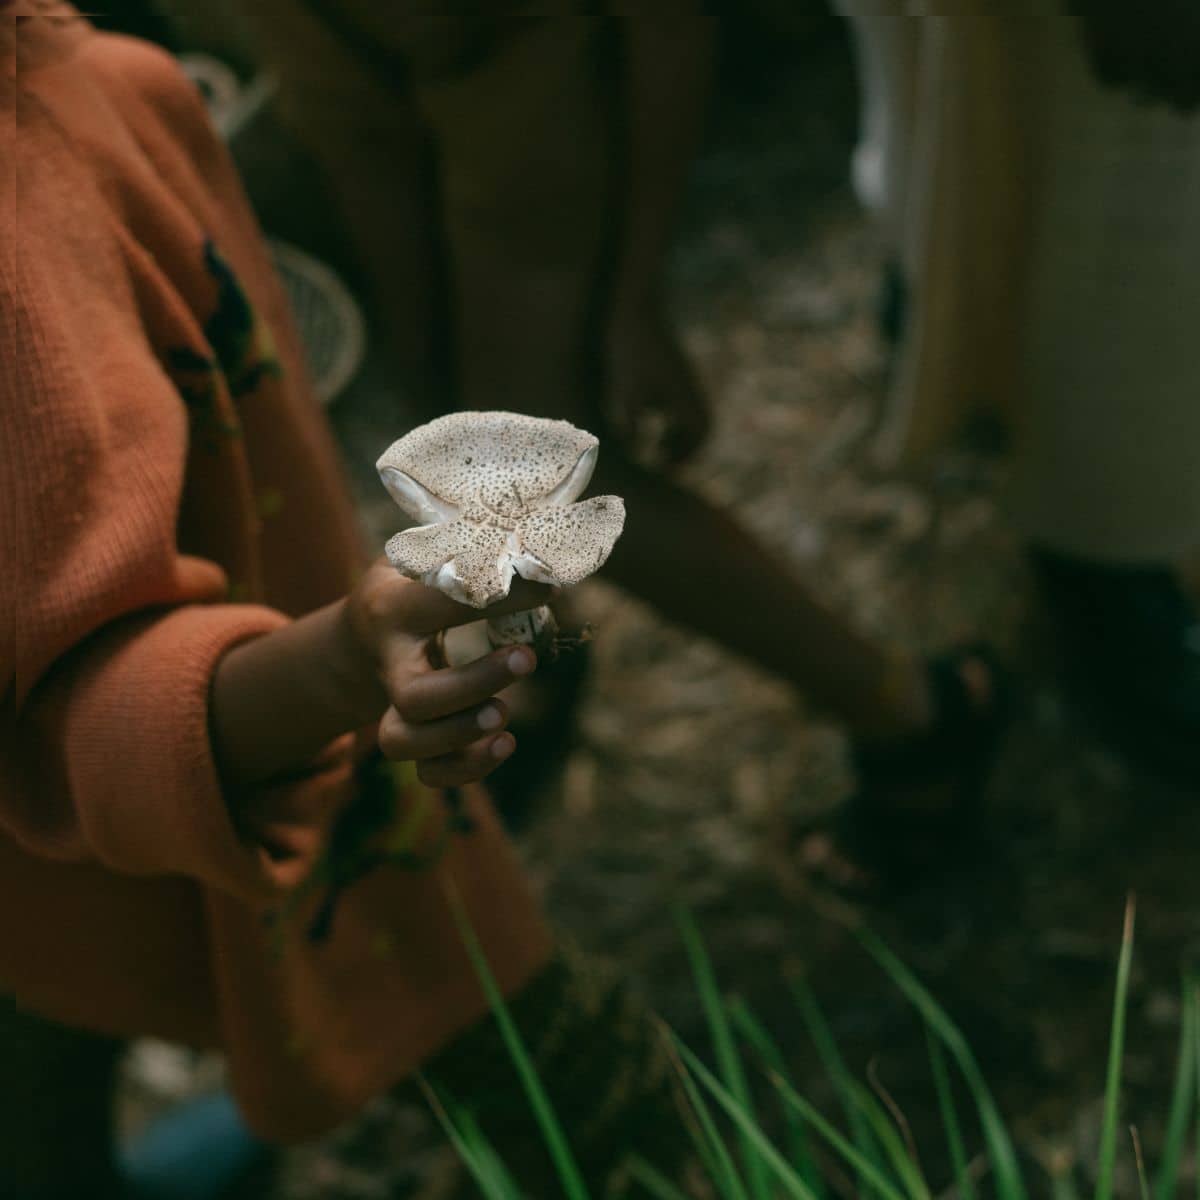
[{"left": 432, "top": 896, "right": 1199, "bottom": 1200}]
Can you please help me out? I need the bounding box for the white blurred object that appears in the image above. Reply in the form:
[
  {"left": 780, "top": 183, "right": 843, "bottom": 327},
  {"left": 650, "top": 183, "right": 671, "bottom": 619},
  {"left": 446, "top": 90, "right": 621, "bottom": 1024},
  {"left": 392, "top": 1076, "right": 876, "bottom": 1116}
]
[
  {"left": 123, "top": 1039, "right": 226, "bottom": 1103},
  {"left": 268, "top": 239, "right": 367, "bottom": 406},
  {"left": 177, "top": 53, "right": 278, "bottom": 141},
  {"left": 177, "top": 53, "right": 239, "bottom": 128}
]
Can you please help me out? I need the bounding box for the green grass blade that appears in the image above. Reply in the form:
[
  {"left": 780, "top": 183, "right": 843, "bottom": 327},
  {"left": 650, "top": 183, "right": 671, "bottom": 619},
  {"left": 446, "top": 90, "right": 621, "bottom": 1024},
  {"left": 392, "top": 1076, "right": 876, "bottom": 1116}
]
[
  {"left": 419, "top": 1079, "right": 515, "bottom": 1200},
  {"left": 676, "top": 907, "right": 773, "bottom": 1200},
  {"left": 1046, "top": 1147, "right": 1081, "bottom": 1200},
  {"left": 626, "top": 1156, "right": 695, "bottom": 1200},
  {"left": 1131, "top": 1126, "right": 1150, "bottom": 1200},
  {"left": 757, "top": 1057, "right": 908, "bottom": 1200},
  {"left": 1153, "top": 980, "right": 1195, "bottom": 1200},
  {"left": 665, "top": 1031, "right": 752, "bottom": 1200},
  {"left": 789, "top": 975, "right": 889, "bottom": 1193},
  {"left": 728, "top": 996, "right": 828, "bottom": 1200},
  {"left": 456, "top": 1107, "right": 525, "bottom": 1199},
  {"left": 673, "top": 1036, "right": 826, "bottom": 1200},
  {"left": 445, "top": 884, "right": 591, "bottom": 1200},
  {"left": 1190, "top": 979, "right": 1200, "bottom": 1200},
  {"left": 847, "top": 1079, "right": 931, "bottom": 1200},
  {"left": 1096, "top": 897, "right": 1136, "bottom": 1200},
  {"left": 926, "top": 1026, "right": 975, "bottom": 1200},
  {"left": 855, "top": 926, "right": 1027, "bottom": 1200},
  {"left": 1052, "top": 1169, "right": 1080, "bottom": 1200}
]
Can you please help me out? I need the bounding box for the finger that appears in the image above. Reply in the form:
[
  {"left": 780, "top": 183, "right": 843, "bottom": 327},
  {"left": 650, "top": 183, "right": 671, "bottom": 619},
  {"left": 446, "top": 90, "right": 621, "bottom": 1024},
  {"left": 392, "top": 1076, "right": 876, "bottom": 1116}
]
[
  {"left": 397, "top": 576, "right": 555, "bottom": 636},
  {"left": 388, "top": 644, "right": 536, "bottom": 722},
  {"left": 378, "top": 699, "right": 509, "bottom": 762},
  {"left": 416, "top": 732, "right": 516, "bottom": 789}
]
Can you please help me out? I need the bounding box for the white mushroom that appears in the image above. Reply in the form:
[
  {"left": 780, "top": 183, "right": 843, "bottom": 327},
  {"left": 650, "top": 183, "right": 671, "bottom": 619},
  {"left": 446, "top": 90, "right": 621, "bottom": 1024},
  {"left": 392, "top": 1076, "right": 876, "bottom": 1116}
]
[{"left": 377, "top": 411, "right": 626, "bottom": 651}]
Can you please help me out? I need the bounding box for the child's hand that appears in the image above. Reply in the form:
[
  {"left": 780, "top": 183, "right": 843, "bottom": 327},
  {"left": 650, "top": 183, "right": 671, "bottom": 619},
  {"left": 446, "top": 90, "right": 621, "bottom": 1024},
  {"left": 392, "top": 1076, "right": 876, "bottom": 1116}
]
[{"left": 344, "top": 557, "right": 548, "bottom": 787}]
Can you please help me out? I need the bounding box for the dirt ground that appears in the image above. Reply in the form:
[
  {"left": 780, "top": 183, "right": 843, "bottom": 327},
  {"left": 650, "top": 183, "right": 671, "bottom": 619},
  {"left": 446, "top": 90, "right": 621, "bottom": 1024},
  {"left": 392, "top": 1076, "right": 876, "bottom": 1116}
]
[{"left": 122, "top": 18, "right": 1200, "bottom": 1198}]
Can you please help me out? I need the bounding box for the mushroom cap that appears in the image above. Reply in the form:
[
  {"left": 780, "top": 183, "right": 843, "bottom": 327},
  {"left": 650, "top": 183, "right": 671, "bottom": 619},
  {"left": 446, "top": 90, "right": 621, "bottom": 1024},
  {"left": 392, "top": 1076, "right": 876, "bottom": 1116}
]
[
  {"left": 378, "top": 411, "right": 625, "bottom": 608},
  {"left": 376, "top": 410, "right": 599, "bottom": 523},
  {"left": 509, "top": 496, "right": 626, "bottom": 588},
  {"left": 385, "top": 520, "right": 514, "bottom": 608},
  {"left": 384, "top": 496, "right": 626, "bottom": 608}
]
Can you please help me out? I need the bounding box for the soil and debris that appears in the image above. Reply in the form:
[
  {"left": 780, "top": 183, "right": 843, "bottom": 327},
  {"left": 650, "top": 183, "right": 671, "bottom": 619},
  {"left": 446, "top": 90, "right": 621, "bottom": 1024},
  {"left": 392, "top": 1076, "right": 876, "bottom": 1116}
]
[{"left": 120, "top": 17, "right": 1200, "bottom": 1198}]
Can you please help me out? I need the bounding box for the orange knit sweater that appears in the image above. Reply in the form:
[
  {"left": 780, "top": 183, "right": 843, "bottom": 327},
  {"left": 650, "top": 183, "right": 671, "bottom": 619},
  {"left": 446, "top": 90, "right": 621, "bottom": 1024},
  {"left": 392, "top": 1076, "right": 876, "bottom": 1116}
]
[{"left": 1, "top": 3, "right": 550, "bottom": 1141}]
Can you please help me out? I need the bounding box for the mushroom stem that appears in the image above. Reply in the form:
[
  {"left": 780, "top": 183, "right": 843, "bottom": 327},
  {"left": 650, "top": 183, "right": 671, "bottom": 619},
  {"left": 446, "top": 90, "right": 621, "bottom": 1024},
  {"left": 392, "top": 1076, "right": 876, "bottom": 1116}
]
[{"left": 485, "top": 605, "right": 560, "bottom": 660}]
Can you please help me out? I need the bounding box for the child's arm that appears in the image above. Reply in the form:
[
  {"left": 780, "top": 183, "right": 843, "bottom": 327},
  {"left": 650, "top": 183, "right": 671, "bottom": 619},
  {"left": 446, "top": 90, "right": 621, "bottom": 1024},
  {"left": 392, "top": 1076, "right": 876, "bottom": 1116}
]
[
  {"left": 0, "top": 133, "right": 536, "bottom": 902},
  {"left": 207, "top": 561, "right": 545, "bottom": 886}
]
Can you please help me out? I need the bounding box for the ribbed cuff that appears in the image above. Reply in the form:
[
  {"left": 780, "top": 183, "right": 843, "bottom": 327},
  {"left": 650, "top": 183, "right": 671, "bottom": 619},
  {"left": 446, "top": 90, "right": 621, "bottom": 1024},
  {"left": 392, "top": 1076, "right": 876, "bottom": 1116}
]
[{"left": 64, "top": 602, "right": 337, "bottom": 902}]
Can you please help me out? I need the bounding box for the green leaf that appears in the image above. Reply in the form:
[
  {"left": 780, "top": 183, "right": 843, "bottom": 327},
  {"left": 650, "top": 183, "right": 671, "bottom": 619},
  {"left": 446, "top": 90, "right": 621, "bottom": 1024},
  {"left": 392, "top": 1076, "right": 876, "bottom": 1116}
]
[
  {"left": 445, "top": 884, "right": 591, "bottom": 1200},
  {"left": 846, "top": 1079, "right": 931, "bottom": 1200},
  {"left": 759, "top": 1059, "right": 908, "bottom": 1200},
  {"left": 676, "top": 907, "right": 773, "bottom": 1200},
  {"left": 926, "top": 1026, "right": 975, "bottom": 1200},
  {"left": 457, "top": 1107, "right": 525, "bottom": 1199},
  {"left": 855, "top": 926, "right": 1027, "bottom": 1200},
  {"left": 1047, "top": 1148, "right": 1081, "bottom": 1200},
  {"left": 1153, "top": 978, "right": 1195, "bottom": 1200},
  {"left": 673, "top": 1035, "right": 825, "bottom": 1200},
  {"left": 728, "top": 996, "right": 828, "bottom": 1200},
  {"left": 663, "top": 1026, "right": 752, "bottom": 1200},
  {"left": 419, "top": 1080, "right": 515, "bottom": 1200},
  {"left": 625, "top": 1156, "right": 695, "bottom": 1200},
  {"left": 1191, "top": 980, "right": 1200, "bottom": 1200},
  {"left": 790, "top": 975, "right": 889, "bottom": 1194},
  {"left": 1096, "top": 897, "right": 1136, "bottom": 1200},
  {"left": 1131, "top": 1126, "right": 1150, "bottom": 1200}
]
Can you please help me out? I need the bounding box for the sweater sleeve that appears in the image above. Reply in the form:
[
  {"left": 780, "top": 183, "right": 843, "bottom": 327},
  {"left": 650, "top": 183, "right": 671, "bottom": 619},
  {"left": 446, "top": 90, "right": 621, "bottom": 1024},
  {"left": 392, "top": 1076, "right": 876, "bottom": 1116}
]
[{"left": 0, "top": 102, "right": 353, "bottom": 903}]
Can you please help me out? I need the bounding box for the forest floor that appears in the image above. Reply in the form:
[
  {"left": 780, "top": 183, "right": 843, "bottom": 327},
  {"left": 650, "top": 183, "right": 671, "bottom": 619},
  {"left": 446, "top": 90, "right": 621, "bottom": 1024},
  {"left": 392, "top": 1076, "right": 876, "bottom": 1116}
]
[{"left": 121, "top": 18, "right": 1200, "bottom": 1199}]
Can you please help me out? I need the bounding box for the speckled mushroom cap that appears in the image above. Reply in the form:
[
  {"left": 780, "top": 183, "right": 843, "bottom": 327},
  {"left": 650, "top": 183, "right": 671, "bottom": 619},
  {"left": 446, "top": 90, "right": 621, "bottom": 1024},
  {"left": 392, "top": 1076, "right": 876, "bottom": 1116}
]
[{"left": 377, "top": 411, "right": 625, "bottom": 608}]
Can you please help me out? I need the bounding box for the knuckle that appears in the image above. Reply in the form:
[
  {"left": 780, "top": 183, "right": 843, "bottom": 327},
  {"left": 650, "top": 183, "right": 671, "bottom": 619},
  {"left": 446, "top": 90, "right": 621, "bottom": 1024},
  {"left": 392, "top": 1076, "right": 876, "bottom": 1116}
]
[
  {"left": 390, "top": 683, "right": 425, "bottom": 723},
  {"left": 377, "top": 714, "right": 410, "bottom": 760},
  {"left": 360, "top": 581, "right": 395, "bottom": 627}
]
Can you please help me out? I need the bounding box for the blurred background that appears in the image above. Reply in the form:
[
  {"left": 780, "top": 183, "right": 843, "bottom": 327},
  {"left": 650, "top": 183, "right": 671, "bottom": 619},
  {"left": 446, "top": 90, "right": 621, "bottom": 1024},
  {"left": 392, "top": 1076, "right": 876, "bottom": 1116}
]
[{"left": 84, "top": 3, "right": 1200, "bottom": 1196}]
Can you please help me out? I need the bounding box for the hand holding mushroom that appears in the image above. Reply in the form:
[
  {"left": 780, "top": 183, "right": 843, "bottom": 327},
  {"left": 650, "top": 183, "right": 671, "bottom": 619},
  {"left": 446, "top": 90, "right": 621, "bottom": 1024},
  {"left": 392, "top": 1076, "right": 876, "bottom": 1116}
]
[
  {"left": 341, "top": 559, "right": 559, "bottom": 787},
  {"left": 377, "top": 412, "right": 626, "bottom": 654}
]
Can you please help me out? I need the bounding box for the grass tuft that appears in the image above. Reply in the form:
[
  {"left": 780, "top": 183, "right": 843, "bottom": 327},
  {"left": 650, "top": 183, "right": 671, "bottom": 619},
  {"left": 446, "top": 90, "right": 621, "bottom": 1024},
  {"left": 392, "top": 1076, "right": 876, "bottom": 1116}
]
[{"left": 431, "top": 898, "right": 1193, "bottom": 1200}]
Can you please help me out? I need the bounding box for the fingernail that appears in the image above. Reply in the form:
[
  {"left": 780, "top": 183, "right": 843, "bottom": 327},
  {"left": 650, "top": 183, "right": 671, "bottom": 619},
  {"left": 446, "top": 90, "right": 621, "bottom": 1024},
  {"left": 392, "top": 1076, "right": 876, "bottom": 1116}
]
[
  {"left": 477, "top": 703, "right": 502, "bottom": 731},
  {"left": 491, "top": 733, "right": 515, "bottom": 760},
  {"left": 507, "top": 647, "right": 536, "bottom": 676}
]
